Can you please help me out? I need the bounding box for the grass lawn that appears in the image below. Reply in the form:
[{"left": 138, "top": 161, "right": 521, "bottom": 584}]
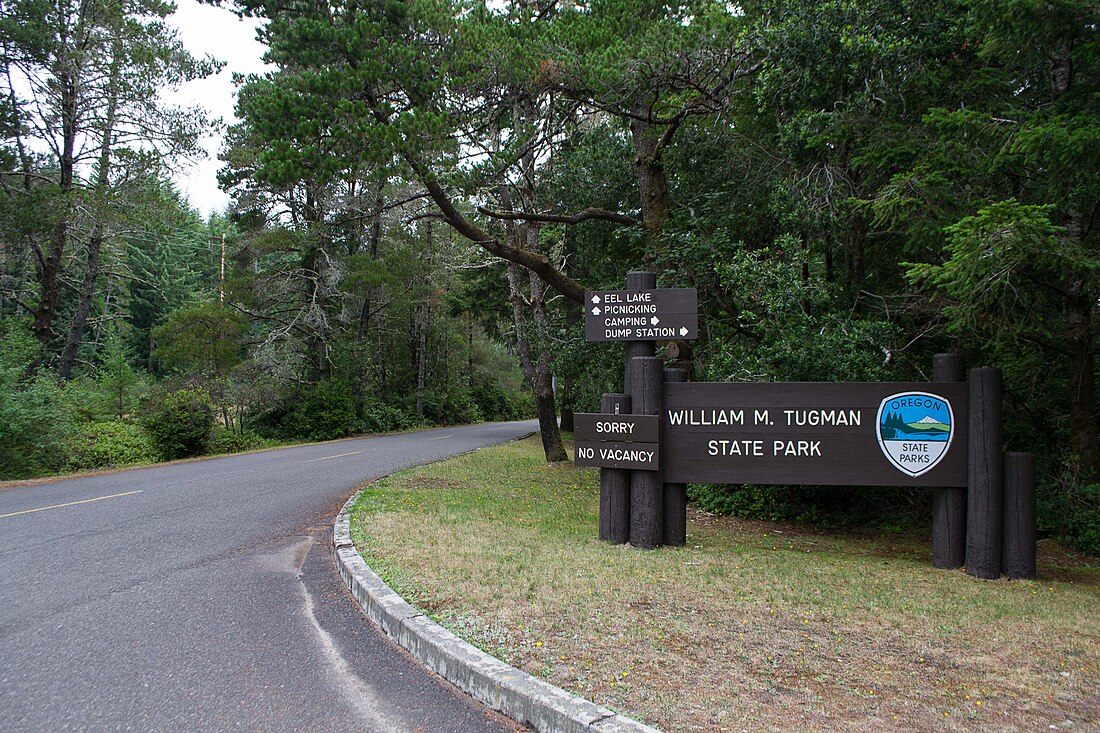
[{"left": 348, "top": 436, "right": 1100, "bottom": 733}]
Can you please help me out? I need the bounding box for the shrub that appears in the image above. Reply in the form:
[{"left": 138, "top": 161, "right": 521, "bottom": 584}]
[
  {"left": 143, "top": 388, "right": 215, "bottom": 460},
  {"left": 687, "top": 483, "right": 928, "bottom": 528},
  {"left": 1061, "top": 483, "right": 1100, "bottom": 555},
  {"left": 282, "top": 381, "right": 357, "bottom": 441},
  {"left": 359, "top": 399, "right": 422, "bottom": 433},
  {"left": 68, "top": 421, "right": 158, "bottom": 470},
  {"left": 208, "top": 427, "right": 274, "bottom": 455},
  {"left": 425, "top": 392, "right": 483, "bottom": 426},
  {"left": 0, "top": 321, "right": 79, "bottom": 479}
]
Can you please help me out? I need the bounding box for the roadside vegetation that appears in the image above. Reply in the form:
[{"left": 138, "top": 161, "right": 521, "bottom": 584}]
[
  {"left": 4, "top": 0, "right": 1098, "bottom": 545},
  {"left": 350, "top": 436, "right": 1100, "bottom": 733}
]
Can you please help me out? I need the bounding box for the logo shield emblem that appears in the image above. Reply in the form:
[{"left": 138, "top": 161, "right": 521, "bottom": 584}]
[{"left": 876, "top": 392, "right": 955, "bottom": 477}]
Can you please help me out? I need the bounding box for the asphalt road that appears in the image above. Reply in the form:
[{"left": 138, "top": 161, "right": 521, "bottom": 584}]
[{"left": 0, "top": 421, "right": 538, "bottom": 732}]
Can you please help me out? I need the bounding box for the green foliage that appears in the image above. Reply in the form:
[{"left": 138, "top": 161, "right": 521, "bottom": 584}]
[
  {"left": 280, "top": 381, "right": 358, "bottom": 442},
  {"left": 358, "top": 399, "right": 423, "bottom": 434},
  {"left": 1064, "top": 484, "right": 1100, "bottom": 555},
  {"left": 152, "top": 304, "right": 247, "bottom": 378},
  {"left": 207, "top": 427, "right": 276, "bottom": 455},
  {"left": 142, "top": 388, "right": 215, "bottom": 460},
  {"left": 688, "top": 483, "right": 928, "bottom": 528},
  {"left": 0, "top": 322, "right": 78, "bottom": 479},
  {"left": 68, "top": 421, "right": 158, "bottom": 471},
  {"left": 91, "top": 329, "right": 149, "bottom": 420}
]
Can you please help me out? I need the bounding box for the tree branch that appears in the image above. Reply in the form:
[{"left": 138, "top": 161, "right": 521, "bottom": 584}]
[{"left": 477, "top": 206, "right": 638, "bottom": 227}]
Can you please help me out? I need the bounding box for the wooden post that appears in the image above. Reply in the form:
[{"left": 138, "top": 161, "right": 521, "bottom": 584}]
[
  {"left": 1003, "top": 452, "right": 1037, "bottom": 579},
  {"left": 932, "top": 353, "right": 966, "bottom": 569},
  {"left": 629, "top": 356, "right": 663, "bottom": 549},
  {"left": 599, "top": 392, "right": 631, "bottom": 544},
  {"left": 623, "top": 271, "right": 657, "bottom": 395},
  {"left": 663, "top": 367, "right": 688, "bottom": 546},
  {"left": 966, "top": 367, "right": 1003, "bottom": 579}
]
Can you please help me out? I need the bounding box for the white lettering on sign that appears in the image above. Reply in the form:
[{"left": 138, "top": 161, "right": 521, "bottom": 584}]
[
  {"left": 626, "top": 292, "right": 653, "bottom": 302},
  {"left": 708, "top": 439, "right": 765, "bottom": 456},
  {"left": 599, "top": 447, "right": 655, "bottom": 463},
  {"left": 784, "top": 409, "right": 861, "bottom": 427},
  {"left": 602, "top": 303, "right": 657, "bottom": 316},
  {"left": 596, "top": 421, "right": 634, "bottom": 435},
  {"left": 754, "top": 409, "right": 771, "bottom": 425},
  {"left": 606, "top": 317, "right": 650, "bottom": 327},
  {"left": 773, "top": 440, "right": 822, "bottom": 457},
  {"left": 666, "top": 409, "right": 746, "bottom": 426},
  {"left": 577, "top": 446, "right": 594, "bottom": 459},
  {"left": 637, "top": 327, "right": 680, "bottom": 338}
]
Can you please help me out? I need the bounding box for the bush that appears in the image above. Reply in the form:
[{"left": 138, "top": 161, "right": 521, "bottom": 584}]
[
  {"left": 687, "top": 483, "right": 929, "bottom": 528},
  {"left": 471, "top": 377, "right": 531, "bottom": 422},
  {"left": 281, "top": 381, "right": 357, "bottom": 441},
  {"left": 68, "top": 421, "right": 158, "bottom": 470},
  {"left": 1061, "top": 483, "right": 1100, "bottom": 555},
  {"left": 208, "top": 427, "right": 274, "bottom": 455},
  {"left": 425, "top": 391, "right": 483, "bottom": 426},
  {"left": 359, "top": 399, "right": 422, "bottom": 433},
  {"left": 143, "top": 388, "right": 215, "bottom": 460},
  {"left": 0, "top": 321, "right": 79, "bottom": 479}
]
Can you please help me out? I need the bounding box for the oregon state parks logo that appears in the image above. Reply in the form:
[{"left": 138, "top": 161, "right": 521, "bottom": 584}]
[{"left": 876, "top": 392, "right": 955, "bottom": 477}]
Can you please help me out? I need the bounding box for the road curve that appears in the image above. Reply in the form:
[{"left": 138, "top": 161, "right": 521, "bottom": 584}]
[{"left": 0, "top": 421, "right": 538, "bottom": 732}]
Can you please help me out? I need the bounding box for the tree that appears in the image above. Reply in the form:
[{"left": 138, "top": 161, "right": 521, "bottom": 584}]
[{"left": 0, "top": 0, "right": 218, "bottom": 366}]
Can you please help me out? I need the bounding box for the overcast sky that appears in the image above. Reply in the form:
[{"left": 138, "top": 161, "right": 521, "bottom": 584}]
[{"left": 165, "top": 0, "right": 271, "bottom": 218}]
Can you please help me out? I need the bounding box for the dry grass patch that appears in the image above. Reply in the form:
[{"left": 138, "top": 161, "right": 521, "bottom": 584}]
[{"left": 349, "top": 436, "right": 1100, "bottom": 733}]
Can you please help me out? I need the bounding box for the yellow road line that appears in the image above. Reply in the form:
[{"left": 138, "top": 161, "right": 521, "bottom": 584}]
[
  {"left": 0, "top": 490, "right": 145, "bottom": 519},
  {"left": 306, "top": 451, "right": 362, "bottom": 463}
]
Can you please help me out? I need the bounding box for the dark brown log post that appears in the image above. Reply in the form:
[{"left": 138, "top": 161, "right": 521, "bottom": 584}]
[
  {"left": 629, "top": 356, "right": 663, "bottom": 549},
  {"left": 663, "top": 367, "right": 688, "bottom": 546},
  {"left": 599, "top": 392, "right": 632, "bottom": 544},
  {"left": 623, "top": 271, "right": 657, "bottom": 394},
  {"left": 966, "top": 367, "right": 1004, "bottom": 579},
  {"left": 1003, "top": 452, "right": 1037, "bottom": 579},
  {"left": 932, "top": 353, "right": 967, "bottom": 569}
]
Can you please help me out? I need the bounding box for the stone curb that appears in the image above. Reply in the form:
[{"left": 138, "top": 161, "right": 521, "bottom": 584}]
[{"left": 333, "top": 498, "right": 663, "bottom": 733}]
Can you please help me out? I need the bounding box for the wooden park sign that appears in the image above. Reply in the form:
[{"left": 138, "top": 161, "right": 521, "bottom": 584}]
[
  {"left": 584, "top": 288, "right": 698, "bottom": 342},
  {"left": 662, "top": 382, "right": 968, "bottom": 487},
  {"left": 577, "top": 271, "right": 1037, "bottom": 581},
  {"left": 574, "top": 413, "right": 660, "bottom": 471}
]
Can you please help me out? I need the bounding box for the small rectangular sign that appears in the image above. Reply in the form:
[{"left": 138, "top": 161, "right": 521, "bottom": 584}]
[
  {"left": 584, "top": 288, "right": 698, "bottom": 342},
  {"left": 662, "top": 382, "right": 968, "bottom": 487},
  {"left": 574, "top": 413, "right": 660, "bottom": 443},
  {"left": 574, "top": 440, "right": 659, "bottom": 471}
]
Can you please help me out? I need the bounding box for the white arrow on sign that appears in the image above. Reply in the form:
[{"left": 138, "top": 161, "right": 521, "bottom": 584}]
[
  {"left": 651, "top": 316, "right": 660, "bottom": 325},
  {"left": 591, "top": 294, "right": 601, "bottom": 304},
  {"left": 679, "top": 326, "right": 689, "bottom": 336},
  {"left": 592, "top": 306, "right": 602, "bottom": 316}
]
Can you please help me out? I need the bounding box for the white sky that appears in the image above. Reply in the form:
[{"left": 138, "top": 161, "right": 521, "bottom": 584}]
[{"left": 165, "top": 0, "right": 272, "bottom": 218}]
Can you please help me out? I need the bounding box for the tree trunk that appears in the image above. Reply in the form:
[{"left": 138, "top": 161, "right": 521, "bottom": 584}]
[
  {"left": 528, "top": 269, "right": 568, "bottom": 462},
  {"left": 358, "top": 178, "right": 384, "bottom": 340},
  {"left": 57, "top": 230, "right": 104, "bottom": 379},
  {"left": 629, "top": 113, "right": 671, "bottom": 255},
  {"left": 59, "top": 34, "right": 122, "bottom": 380},
  {"left": 32, "top": 58, "right": 78, "bottom": 354},
  {"left": 507, "top": 262, "right": 567, "bottom": 462}
]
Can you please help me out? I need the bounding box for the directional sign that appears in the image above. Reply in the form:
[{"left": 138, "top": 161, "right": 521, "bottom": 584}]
[
  {"left": 574, "top": 440, "right": 660, "bottom": 471},
  {"left": 584, "top": 288, "right": 698, "bottom": 342},
  {"left": 574, "top": 413, "right": 660, "bottom": 443},
  {"left": 661, "top": 382, "right": 968, "bottom": 487}
]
